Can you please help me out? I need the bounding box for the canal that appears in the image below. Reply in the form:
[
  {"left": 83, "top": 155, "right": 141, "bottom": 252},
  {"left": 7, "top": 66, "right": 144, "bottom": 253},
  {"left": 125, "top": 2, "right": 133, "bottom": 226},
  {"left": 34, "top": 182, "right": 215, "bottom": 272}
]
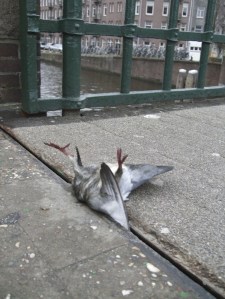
[{"left": 40, "top": 61, "right": 161, "bottom": 98}]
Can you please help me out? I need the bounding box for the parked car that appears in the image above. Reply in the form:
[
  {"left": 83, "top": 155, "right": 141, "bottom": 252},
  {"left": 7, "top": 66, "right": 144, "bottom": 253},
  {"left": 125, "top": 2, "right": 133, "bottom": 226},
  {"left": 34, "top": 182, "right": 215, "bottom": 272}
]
[
  {"left": 49, "top": 43, "right": 62, "bottom": 52},
  {"left": 42, "top": 43, "right": 52, "bottom": 50}
]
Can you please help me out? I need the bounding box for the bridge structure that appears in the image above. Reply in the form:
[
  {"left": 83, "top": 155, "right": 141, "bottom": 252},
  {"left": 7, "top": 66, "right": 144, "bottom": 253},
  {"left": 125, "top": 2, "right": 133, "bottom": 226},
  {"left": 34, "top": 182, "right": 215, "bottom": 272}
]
[{"left": 20, "top": 0, "right": 225, "bottom": 114}]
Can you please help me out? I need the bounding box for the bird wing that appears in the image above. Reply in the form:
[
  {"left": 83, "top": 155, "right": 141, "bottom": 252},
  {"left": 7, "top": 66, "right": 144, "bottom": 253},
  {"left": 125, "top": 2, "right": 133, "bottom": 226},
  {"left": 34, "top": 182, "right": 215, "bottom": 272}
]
[
  {"left": 100, "top": 163, "right": 129, "bottom": 230},
  {"left": 119, "top": 164, "right": 173, "bottom": 199}
]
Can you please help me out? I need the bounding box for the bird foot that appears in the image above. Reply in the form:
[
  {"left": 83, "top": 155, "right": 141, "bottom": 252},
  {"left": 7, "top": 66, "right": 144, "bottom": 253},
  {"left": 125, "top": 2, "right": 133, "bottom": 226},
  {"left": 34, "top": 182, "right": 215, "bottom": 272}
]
[
  {"left": 44, "top": 142, "right": 74, "bottom": 157},
  {"left": 117, "top": 148, "right": 128, "bottom": 169}
]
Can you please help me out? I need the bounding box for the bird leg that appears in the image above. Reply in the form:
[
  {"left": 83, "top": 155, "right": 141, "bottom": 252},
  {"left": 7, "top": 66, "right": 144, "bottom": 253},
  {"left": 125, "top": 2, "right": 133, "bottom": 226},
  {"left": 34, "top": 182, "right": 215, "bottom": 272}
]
[
  {"left": 117, "top": 148, "right": 128, "bottom": 170},
  {"left": 44, "top": 142, "right": 74, "bottom": 158}
]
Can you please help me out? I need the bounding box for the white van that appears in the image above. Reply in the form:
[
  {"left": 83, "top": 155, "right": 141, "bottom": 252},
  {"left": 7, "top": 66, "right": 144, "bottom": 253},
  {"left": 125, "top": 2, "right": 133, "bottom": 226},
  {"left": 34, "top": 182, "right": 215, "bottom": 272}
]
[{"left": 188, "top": 41, "right": 202, "bottom": 61}]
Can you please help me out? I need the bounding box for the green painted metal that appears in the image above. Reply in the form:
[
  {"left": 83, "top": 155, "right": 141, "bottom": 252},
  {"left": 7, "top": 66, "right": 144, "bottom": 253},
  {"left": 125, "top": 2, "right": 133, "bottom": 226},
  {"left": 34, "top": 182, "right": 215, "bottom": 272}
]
[
  {"left": 120, "top": 0, "right": 136, "bottom": 93},
  {"left": 19, "top": 0, "right": 39, "bottom": 113},
  {"left": 197, "top": 0, "right": 216, "bottom": 88},
  {"left": 162, "top": 0, "right": 180, "bottom": 91},
  {"left": 19, "top": 0, "right": 225, "bottom": 114},
  {"left": 62, "top": 0, "right": 82, "bottom": 99},
  {"left": 37, "top": 85, "right": 225, "bottom": 112}
]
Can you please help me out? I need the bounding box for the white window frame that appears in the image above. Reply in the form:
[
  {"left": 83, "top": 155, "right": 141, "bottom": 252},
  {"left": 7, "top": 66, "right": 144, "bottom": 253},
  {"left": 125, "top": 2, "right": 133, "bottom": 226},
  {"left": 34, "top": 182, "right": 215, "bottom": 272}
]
[
  {"left": 195, "top": 25, "right": 203, "bottom": 33},
  {"left": 87, "top": 6, "right": 90, "bottom": 17},
  {"left": 109, "top": 3, "right": 113, "bottom": 13},
  {"left": 92, "top": 6, "right": 96, "bottom": 17},
  {"left": 182, "top": 3, "right": 189, "bottom": 17},
  {"left": 146, "top": 1, "right": 154, "bottom": 15},
  {"left": 117, "top": 2, "right": 122, "bottom": 13},
  {"left": 196, "top": 7, "right": 205, "bottom": 18},
  {"left": 145, "top": 21, "right": 153, "bottom": 29},
  {"left": 161, "top": 22, "right": 167, "bottom": 30},
  {"left": 135, "top": 1, "right": 140, "bottom": 15},
  {"left": 180, "top": 24, "right": 186, "bottom": 31},
  {"left": 162, "top": 3, "right": 169, "bottom": 16},
  {"left": 103, "top": 4, "right": 107, "bottom": 16}
]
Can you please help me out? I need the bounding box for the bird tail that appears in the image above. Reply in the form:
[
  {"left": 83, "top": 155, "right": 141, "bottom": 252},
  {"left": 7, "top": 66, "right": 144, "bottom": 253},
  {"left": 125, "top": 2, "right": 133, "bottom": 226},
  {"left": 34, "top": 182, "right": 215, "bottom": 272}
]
[{"left": 156, "top": 165, "right": 173, "bottom": 175}]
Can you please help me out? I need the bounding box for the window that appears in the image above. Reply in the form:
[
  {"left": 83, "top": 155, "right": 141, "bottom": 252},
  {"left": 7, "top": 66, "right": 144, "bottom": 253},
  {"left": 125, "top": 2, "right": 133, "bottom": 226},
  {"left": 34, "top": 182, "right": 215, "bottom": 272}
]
[
  {"left": 103, "top": 4, "right": 107, "bottom": 16},
  {"left": 196, "top": 7, "right": 205, "bottom": 18},
  {"left": 145, "top": 21, "right": 153, "bottom": 29},
  {"left": 87, "top": 6, "right": 89, "bottom": 17},
  {"left": 135, "top": 1, "right": 140, "bottom": 15},
  {"left": 146, "top": 1, "right": 154, "bottom": 15},
  {"left": 180, "top": 24, "right": 186, "bottom": 31},
  {"left": 117, "top": 2, "right": 122, "bottom": 13},
  {"left": 162, "top": 3, "right": 169, "bottom": 16},
  {"left": 109, "top": 3, "right": 115, "bottom": 13},
  {"left": 161, "top": 22, "right": 167, "bottom": 29},
  {"left": 182, "top": 3, "right": 188, "bottom": 17},
  {"left": 92, "top": 6, "right": 96, "bottom": 17},
  {"left": 195, "top": 25, "right": 203, "bottom": 32},
  {"left": 160, "top": 42, "right": 165, "bottom": 48}
]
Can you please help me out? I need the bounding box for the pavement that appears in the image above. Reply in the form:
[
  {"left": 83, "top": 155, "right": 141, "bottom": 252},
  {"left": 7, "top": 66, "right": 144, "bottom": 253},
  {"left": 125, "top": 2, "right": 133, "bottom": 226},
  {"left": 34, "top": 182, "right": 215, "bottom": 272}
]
[{"left": 1, "top": 98, "right": 225, "bottom": 298}]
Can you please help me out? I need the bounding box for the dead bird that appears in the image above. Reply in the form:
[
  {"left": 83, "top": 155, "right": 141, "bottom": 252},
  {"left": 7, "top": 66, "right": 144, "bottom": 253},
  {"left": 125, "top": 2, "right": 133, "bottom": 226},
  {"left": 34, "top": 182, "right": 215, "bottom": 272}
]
[
  {"left": 44, "top": 142, "right": 129, "bottom": 230},
  {"left": 45, "top": 143, "right": 173, "bottom": 201}
]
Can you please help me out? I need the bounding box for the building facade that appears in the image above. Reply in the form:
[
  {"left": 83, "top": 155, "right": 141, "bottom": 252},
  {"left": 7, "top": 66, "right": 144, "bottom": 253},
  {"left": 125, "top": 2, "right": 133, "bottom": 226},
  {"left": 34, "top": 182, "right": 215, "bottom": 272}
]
[
  {"left": 40, "top": 0, "right": 63, "bottom": 44},
  {"left": 40, "top": 0, "right": 209, "bottom": 52}
]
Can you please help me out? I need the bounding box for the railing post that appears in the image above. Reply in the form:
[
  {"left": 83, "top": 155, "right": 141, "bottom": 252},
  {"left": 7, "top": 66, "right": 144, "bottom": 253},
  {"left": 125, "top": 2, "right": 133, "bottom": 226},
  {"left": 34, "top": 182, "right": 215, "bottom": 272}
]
[
  {"left": 63, "top": 0, "right": 82, "bottom": 99},
  {"left": 120, "top": 0, "right": 136, "bottom": 94},
  {"left": 162, "top": 0, "right": 179, "bottom": 91},
  {"left": 19, "top": 0, "right": 39, "bottom": 113},
  {"left": 197, "top": 0, "right": 216, "bottom": 88}
]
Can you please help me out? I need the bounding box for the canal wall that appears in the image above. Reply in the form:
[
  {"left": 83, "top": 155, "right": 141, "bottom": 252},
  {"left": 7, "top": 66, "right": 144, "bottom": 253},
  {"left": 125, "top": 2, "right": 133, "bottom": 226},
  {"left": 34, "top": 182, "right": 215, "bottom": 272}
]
[{"left": 41, "top": 52, "right": 221, "bottom": 87}]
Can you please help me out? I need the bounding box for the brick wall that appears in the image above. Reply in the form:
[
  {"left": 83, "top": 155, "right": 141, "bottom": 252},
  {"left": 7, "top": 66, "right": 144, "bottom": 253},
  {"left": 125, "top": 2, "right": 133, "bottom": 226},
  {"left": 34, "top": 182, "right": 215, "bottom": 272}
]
[{"left": 0, "top": 0, "right": 21, "bottom": 103}]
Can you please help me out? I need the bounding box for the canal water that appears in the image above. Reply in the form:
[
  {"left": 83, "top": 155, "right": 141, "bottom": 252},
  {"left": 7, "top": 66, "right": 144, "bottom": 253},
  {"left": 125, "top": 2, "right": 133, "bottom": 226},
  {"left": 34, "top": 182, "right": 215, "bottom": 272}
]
[{"left": 41, "top": 61, "right": 161, "bottom": 98}]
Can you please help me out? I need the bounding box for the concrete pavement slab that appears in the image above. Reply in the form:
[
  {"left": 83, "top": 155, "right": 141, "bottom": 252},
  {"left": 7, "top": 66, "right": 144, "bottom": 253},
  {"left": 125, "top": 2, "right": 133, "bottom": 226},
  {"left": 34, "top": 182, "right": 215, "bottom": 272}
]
[
  {"left": 0, "top": 130, "right": 215, "bottom": 299},
  {"left": 1, "top": 101, "right": 225, "bottom": 297}
]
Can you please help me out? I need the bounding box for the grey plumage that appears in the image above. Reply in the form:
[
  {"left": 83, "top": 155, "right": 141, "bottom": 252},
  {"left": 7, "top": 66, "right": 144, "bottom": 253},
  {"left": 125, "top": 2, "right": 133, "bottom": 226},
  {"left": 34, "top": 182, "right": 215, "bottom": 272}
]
[
  {"left": 44, "top": 143, "right": 173, "bottom": 229},
  {"left": 44, "top": 142, "right": 129, "bottom": 229}
]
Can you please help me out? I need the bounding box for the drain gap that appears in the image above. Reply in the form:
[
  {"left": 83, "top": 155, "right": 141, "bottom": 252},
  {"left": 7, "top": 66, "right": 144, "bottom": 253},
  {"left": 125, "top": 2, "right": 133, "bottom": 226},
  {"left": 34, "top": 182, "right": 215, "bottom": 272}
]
[{"left": 130, "top": 226, "right": 223, "bottom": 299}]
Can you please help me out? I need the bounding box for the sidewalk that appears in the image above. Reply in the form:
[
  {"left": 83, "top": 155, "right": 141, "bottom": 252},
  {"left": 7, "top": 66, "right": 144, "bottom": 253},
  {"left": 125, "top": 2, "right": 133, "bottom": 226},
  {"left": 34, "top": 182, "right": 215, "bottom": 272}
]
[
  {"left": 1, "top": 98, "right": 225, "bottom": 298},
  {"left": 0, "top": 130, "right": 214, "bottom": 299}
]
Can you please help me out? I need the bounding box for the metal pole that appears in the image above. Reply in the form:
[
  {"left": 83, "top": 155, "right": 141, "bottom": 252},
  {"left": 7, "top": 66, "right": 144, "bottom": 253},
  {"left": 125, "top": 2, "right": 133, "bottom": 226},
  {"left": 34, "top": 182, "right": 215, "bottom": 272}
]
[
  {"left": 120, "top": 0, "right": 136, "bottom": 94},
  {"left": 162, "top": 0, "right": 179, "bottom": 90},
  {"left": 197, "top": 0, "right": 216, "bottom": 88},
  {"left": 63, "top": 0, "right": 82, "bottom": 99}
]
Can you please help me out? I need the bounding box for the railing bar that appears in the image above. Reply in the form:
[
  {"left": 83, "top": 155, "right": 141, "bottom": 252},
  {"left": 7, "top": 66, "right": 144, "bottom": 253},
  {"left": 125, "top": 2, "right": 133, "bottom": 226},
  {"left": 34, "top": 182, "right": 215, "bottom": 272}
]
[
  {"left": 162, "top": 0, "right": 180, "bottom": 91},
  {"left": 120, "top": 0, "right": 136, "bottom": 94},
  {"left": 37, "top": 20, "right": 225, "bottom": 44},
  {"left": 62, "top": 0, "right": 81, "bottom": 99},
  {"left": 19, "top": 0, "right": 39, "bottom": 114},
  {"left": 197, "top": 0, "right": 216, "bottom": 89},
  {"left": 37, "top": 86, "right": 225, "bottom": 111}
]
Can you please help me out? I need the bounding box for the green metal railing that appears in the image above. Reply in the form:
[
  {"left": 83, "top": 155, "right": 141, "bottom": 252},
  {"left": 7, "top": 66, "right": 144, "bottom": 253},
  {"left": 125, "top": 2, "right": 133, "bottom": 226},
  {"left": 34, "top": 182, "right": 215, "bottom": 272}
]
[{"left": 20, "top": 0, "right": 225, "bottom": 114}]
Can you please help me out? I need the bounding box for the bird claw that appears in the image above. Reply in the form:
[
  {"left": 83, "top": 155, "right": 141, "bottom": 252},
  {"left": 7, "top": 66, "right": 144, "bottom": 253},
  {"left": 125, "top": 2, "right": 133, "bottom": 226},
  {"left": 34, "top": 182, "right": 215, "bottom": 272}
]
[
  {"left": 44, "top": 142, "right": 74, "bottom": 157},
  {"left": 117, "top": 148, "right": 128, "bottom": 169}
]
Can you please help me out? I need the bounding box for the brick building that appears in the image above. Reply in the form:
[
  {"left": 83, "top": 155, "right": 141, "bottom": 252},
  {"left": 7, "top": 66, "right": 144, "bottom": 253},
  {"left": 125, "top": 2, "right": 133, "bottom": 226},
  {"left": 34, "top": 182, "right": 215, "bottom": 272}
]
[
  {"left": 39, "top": 0, "right": 209, "bottom": 51},
  {"left": 40, "top": 0, "right": 63, "bottom": 44}
]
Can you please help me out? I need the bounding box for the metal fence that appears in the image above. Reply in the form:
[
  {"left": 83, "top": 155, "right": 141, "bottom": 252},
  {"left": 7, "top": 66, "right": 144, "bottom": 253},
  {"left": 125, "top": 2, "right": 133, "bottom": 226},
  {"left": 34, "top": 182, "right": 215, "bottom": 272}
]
[{"left": 20, "top": 0, "right": 225, "bottom": 114}]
